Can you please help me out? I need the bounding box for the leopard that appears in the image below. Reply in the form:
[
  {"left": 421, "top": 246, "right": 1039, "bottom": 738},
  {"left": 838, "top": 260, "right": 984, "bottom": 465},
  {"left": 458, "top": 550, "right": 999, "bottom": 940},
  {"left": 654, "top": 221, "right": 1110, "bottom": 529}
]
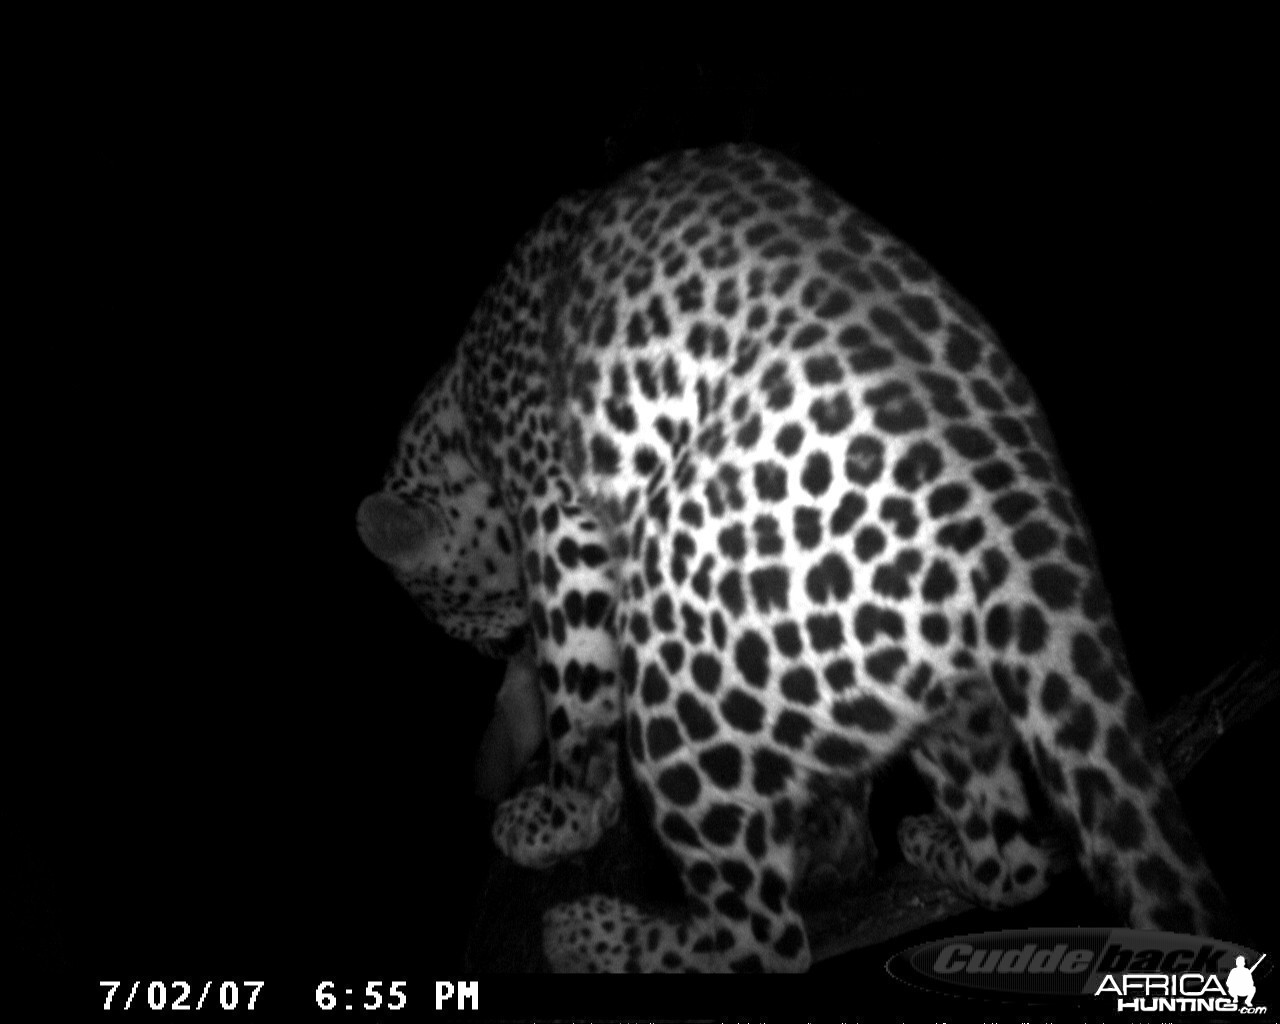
[{"left": 357, "top": 145, "right": 1231, "bottom": 972}]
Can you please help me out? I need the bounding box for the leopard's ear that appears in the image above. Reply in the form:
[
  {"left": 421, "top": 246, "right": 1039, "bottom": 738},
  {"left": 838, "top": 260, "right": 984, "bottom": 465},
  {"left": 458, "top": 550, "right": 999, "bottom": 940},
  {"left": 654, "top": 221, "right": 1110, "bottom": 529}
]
[{"left": 356, "top": 492, "right": 440, "bottom": 563}]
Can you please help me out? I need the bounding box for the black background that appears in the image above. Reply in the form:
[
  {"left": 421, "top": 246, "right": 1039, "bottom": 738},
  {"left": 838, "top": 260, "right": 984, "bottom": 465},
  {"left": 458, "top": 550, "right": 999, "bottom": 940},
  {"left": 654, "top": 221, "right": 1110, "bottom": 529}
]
[{"left": 21, "top": 28, "right": 1276, "bottom": 1019}]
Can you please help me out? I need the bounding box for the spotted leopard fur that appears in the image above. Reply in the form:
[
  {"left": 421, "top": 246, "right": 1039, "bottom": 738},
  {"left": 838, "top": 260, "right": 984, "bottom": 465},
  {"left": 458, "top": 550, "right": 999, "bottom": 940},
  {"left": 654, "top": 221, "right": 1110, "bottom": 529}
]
[{"left": 358, "top": 146, "right": 1230, "bottom": 972}]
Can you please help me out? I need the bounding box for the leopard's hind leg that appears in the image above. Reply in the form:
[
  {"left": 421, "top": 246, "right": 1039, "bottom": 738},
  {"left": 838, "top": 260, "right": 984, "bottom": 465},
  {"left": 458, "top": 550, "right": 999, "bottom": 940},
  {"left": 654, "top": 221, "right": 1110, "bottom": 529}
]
[{"left": 900, "top": 675, "right": 1066, "bottom": 908}]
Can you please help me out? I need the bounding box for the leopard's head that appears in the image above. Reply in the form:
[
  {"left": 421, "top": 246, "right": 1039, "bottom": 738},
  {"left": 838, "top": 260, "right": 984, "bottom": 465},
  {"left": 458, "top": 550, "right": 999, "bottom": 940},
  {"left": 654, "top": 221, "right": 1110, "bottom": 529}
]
[{"left": 357, "top": 454, "right": 527, "bottom": 659}]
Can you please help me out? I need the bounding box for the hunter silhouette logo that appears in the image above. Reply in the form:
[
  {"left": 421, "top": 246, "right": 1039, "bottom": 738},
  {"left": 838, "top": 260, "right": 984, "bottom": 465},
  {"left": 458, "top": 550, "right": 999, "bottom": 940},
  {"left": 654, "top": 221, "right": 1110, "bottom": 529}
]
[{"left": 1227, "top": 954, "right": 1265, "bottom": 1008}]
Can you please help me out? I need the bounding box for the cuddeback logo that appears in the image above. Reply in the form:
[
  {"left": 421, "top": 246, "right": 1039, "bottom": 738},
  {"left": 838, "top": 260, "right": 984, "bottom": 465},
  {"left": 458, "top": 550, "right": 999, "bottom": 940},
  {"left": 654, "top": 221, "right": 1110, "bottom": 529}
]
[{"left": 885, "top": 928, "right": 1269, "bottom": 1013}]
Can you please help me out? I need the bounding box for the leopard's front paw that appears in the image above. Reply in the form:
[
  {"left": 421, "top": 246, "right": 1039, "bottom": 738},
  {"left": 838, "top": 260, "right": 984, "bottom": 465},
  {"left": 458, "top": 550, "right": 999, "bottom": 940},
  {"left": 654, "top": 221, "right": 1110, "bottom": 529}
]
[{"left": 493, "top": 780, "right": 621, "bottom": 869}]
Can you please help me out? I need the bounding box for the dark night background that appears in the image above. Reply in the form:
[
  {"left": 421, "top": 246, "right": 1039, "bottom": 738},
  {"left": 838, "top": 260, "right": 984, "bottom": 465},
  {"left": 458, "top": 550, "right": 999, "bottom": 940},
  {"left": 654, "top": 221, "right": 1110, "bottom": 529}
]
[{"left": 20, "top": 34, "right": 1276, "bottom": 1019}]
